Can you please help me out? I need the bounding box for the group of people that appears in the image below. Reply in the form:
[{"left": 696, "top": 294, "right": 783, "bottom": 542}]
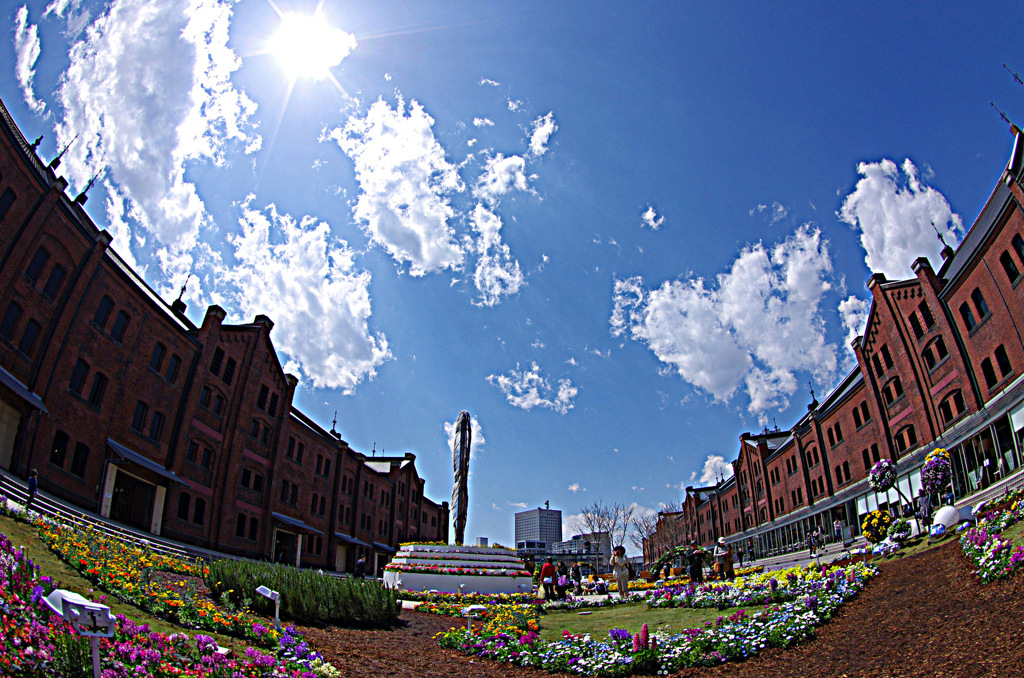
[{"left": 538, "top": 557, "right": 585, "bottom": 600}]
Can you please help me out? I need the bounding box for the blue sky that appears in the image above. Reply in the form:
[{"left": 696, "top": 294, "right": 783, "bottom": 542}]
[{"left": 5, "top": 1, "right": 1024, "bottom": 552}]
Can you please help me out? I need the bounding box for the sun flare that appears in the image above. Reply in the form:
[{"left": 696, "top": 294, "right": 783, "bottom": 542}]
[{"left": 268, "top": 13, "right": 357, "bottom": 81}]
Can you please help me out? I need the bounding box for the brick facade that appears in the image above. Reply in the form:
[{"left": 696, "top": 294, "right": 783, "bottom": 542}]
[{"left": 0, "top": 96, "right": 448, "bottom": 571}]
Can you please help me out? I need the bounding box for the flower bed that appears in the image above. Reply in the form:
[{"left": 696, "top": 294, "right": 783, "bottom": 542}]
[
  {"left": 0, "top": 529, "right": 338, "bottom": 677},
  {"left": 435, "top": 562, "right": 877, "bottom": 676},
  {"left": 959, "top": 489, "right": 1024, "bottom": 582},
  {"left": 384, "top": 544, "right": 533, "bottom": 594}
]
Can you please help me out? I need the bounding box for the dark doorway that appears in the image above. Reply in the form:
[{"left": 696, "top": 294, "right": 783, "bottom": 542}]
[
  {"left": 274, "top": 531, "right": 296, "bottom": 566},
  {"left": 111, "top": 470, "right": 155, "bottom": 531}
]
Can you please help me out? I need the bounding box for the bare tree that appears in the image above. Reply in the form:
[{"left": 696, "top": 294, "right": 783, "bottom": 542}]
[
  {"left": 578, "top": 500, "right": 636, "bottom": 572},
  {"left": 629, "top": 510, "right": 659, "bottom": 556}
]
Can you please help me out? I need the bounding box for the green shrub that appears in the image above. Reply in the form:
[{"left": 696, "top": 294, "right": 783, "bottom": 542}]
[{"left": 205, "top": 558, "right": 400, "bottom": 626}]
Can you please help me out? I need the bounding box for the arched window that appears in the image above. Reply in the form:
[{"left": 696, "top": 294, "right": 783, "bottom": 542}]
[{"left": 1001, "top": 251, "right": 1021, "bottom": 283}]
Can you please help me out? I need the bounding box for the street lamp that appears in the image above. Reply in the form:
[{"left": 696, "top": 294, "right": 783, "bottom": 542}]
[
  {"left": 256, "top": 585, "right": 281, "bottom": 632},
  {"left": 43, "top": 589, "right": 116, "bottom": 678}
]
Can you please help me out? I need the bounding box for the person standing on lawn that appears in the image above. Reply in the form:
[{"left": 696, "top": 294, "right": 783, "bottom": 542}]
[
  {"left": 26, "top": 469, "right": 38, "bottom": 511},
  {"left": 609, "top": 545, "right": 630, "bottom": 598},
  {"left": 540, "top": 557, "right": 557, "bottom": 600}
]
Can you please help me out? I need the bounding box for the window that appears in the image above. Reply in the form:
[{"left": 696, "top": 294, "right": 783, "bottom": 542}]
[
  {"left": 880, "top": 344, "right": 894, "bottom": 370},
  {"left": 248, "top": 517, "right": 258, "bottom": 541},
  {"left": 894, "top": 426, "right": 917, "bottom": 453},
  {"left": 149, "top": 411, "right": 165, "bottom": 441},
  {"left": 827, "top": 429, "right": 835, "bottom": 447},
  {"left": 981, "top": 358, "right": 998, "bottom": 389},
  {"left": 835, "top": 465, "right": 843, "bottom": 485},
  {"left": 222, "top": 358, "right": 236, "bottom": 385},
  {"left": 923, "top": 336, "right": 949, "bottom": 370},
  {"left": 110, "top": 311, "right": 129, "bottom": 342},
  {"left": 286, "top": 437, "right": 295, "bottom": 458},
  {"left": 93, "top": 296, "right": 113, "bottom": 329},
  {"left": 149, "top": 343, "right": 166, "bottom": 371},
  {"left": 70, "top": 442, "right": 89, "bottom": 477},
  {"left": 872, "top": 354, "right": 884, "bottom": 378},
  {"left": 311, "top": 493, "right": 318, "bottom": 513},
  {"left": 18, "top": 319, "right": 41, "bottom": 355},
  {"left": 0, "top": 302, "right": 22, "bottom": 339},
  {"left": 25, "top": 247, "right": 49, "bottom": 283},
  {"left": 871, "top": 443, "right": 881, "bottom": 463},
  {"left": 87, "top": 373, "right": 108, "bottom": 406},
  {"left": 178, "top": 493, "right": 191, "bottom": 521},
  {"left": 0, "top": 188, "right": 15, "bottom": 221},
  {"left": 261, "top": 426, "right": 270, "bottom": 444},
  {"left": 1014, "top": 234, "right": 1024, "bottom": 265},
  {"left": 862, "top": 448, "right": 871, "bottom": 471},
  {"left": 323, "top": 459, "right": 331, "bottom": 476},
  {"left": 1001, "top": 251, "right": 1021, "bottom": 283},
  {"left": 882, "top": 376, "right": 904, "bottom": 406},
  {"left": 280, "top": 480, "right": 289, "bottom": 502},
  {"left": 186, "top": 441, "right": 198, "bottom": 463},
  {"left": 296, "top": 443, "right": 304, "bottom": 463},
  {"left": 166, "top": 354, "right": 181, "bottom": 382},
  {"left": 909, "top": 313, "right": 924, "bottom": 340},
  {"left": 199, "top": 386, "right": 211, "bottom": 408},
  {"left": 268, "top": 393, "right": 279, "bottom": 416},
  {"left": 193, "top": 498, "right": 206, "bottom": 526},
  {"left": 835, "top": 422, "right": 844, "bottom": 443},
  {"left": 250, "top": 419, "right": 260, "bottom": 438},
  {"left": 842, "top": 461, "right": 851, "bottom": 482},
  {"left": 918, "top": 300, "right": 935, "bottom": 328},
  {"left": 995, "top": 345, "right": 1012, "bottom": 378},
  {"left": 50, "top": 430, "right": 69, "bottom": 467},
  {"left": 257, "top": 385, "right": 268, "bottom": 410},
  {"left": 938, "top": 391, "right": 967, "bottom": 425},
  {"left": 290, "top": 484, "right": 297, "bottom": 504},
  {"left": 42, "top": 265, "right": 66, "bottom": 299},
  {"left": 201, "top": 447, "right": 213, "bottom": 469},
  {"left": 210, "top": 347, "right": 224, "bottom": 375},
  {"left": 316, "top": 455, "right": 323, "bottom": 473},
  {"left": 811, "top": 447, "right": 819, "bottom": 465},
  {"left": 212, "top": 395, "right": 225, "bottom": 416},
  {"left": 861, "top": 401, "right": 871, "bottom": 423},
  {"left": 960, "top": 302, "right": 977, "bottom": 331},
  {"left": 971, "top": 288, "right": 990, "bottom": 319},
  {"left": 236, "top": 514, "right": 246, "bottom": 538},
  {"left": 853, "top": 407, "right": 862, "bottom": 428},
  {"left": 131, "top": 401, "right": 148, "bottom": 432},
  {"left": 69, "top": 359, "right": 89, "bottom": 395}
]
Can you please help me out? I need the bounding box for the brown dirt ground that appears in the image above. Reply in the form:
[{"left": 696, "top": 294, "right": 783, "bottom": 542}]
[{"left": 298, "top": 540, "right": 1024, "bottom": 678}]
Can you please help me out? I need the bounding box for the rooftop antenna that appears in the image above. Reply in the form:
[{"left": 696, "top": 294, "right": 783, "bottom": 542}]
[
  {"left": 808, "top": 381, "right": 815, "bottom": 401},
  {"left": 330, "top": 411, "right": 337, "bottom": 435},
  {"left": 1003, "top": 62, "right": 1024, "bottom": 87},
  {"left": 30, "top": 135, "right": 43, "bottom": 151},
  {"left": 544, "top": 500, "right": 549, "bottom": 509},
  {"left": 74, "top": 169, "right": 102, "bottom": 204},
  {"left": 991, "top": 102, "right": 1012, "bottom": 126},
  {"left": 176, "top": 273, "right": 192, "bottom": 303},
  {"left": 930, "top": 220, "right": 950, "bottom": 249},
  {"left": 773, "top": 418, "right": 779, "bottom": 432},
  {"left": 48, "top": 133, "right": 78, "bottom": 170},
  {"left": 371, "top": 441, "right": 376, "bottom": 457}
]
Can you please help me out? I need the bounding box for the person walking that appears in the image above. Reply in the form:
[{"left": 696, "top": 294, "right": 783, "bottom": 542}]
[
  {"left": 807, "top": 532, "right": 816, "bottom": 558},
  {"left": 25, "top": 469, "right": 38, "bottom": 511},
  {"left": 833, "top": 519, "right": 843, "bottom": 544},
  {"left": 713, "top": 538, "right": 733, "bottom": 581},
  {"left": 609, "top": 545, "right": 630, "bottom": 598},
  {"left": 686, "top": 542, "right": 704, "bottom": 585},
  {"left": 736, "top": 547, "right": 744, "bottom": 568},
  {"left": 354, "top": 555, "right": 366, "bottom": 579},
  {"left": 555, "top": 561, "right": 570, "bottom": 599},
  {"left": 540, "top": 557, "right": 557, "bottom": 600}
]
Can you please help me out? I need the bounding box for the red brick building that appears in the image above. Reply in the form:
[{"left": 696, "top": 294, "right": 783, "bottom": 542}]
[
  {"left": 646, "top": 125, "right": 1024, "bottom": 563},
  {"left": 0, "top": 96, "right": 447, "bottom": 573}
]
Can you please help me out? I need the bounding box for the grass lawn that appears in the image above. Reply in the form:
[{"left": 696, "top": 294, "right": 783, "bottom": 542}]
[
  {"left": 1001, "top": 520, "right": 1024, "bottom": 545},
  {"left": 0, "top": 512, "right": 244, "bottom": 649},
  {"left": 538, "top": 600, "right": 768, "bottom": 642}
]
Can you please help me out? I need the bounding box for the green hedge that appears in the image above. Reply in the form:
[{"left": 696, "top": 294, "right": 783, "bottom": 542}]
[{"left": 205, "top": 558, "right": 400, "bottom": 626}]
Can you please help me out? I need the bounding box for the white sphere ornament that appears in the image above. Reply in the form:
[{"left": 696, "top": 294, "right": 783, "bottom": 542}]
[{"left": 932, "top": 505, "right": 959, "bottom": 530}]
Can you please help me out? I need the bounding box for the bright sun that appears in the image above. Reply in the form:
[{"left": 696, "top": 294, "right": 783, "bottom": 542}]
[{"left": 268, "top": 13, "right": 357, "bottom": 81}]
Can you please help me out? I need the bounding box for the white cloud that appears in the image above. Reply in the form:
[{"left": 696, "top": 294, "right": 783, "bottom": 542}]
[
  {"left": 444, "top": 413, "right": 485, "bottom": 453},
  {"left": 330, "top": 96, "right": 465, "bottom": 276},
  {"left": 223, "top": 198, "right": 391, "bottom": 392},
  {"left": 492, "top": 502, "right": 502, "bottom": 510},
  {"left": 507, "top": 98, "right": 522, "bottom": 112},
  {"left": 528, "top": 112, "right": 557, "bottom": 157},
  {"left": 750, "top": 201, "right": 789, "bottom": 225},
  {"left": 473, "top": 153, "right": 529, "bottom": 204},
  {"left": 487, "top": 362, "right": 578, "bottom": 414},
  {"left": 838, "top": 158, "right": 963, "bottom": 279},
  {"left": 508, "top": 501, "right": 527, "bottom": 509},
  {"left": 14, "top": 6, "right": 45, "bottom": 114},
  {"left": 641, "top": 205, "right": 664, "bottom": 230},
  {"left": 473, "top": 117, "right": 495, "bottom": 127},
  {"left": 479, "top": 78, "right": 500, "bottom": 87},
  {"left": 567, "top": 482, "right": 585, "bottom": 493},
  {"left": 53, "top": 0, "right": 259, "bottom": 261},
  {"left": 697, "top": 454, "right": 733, "bottom": 485},
  {"left": 611, "top": 225, "right": 838, "bottom": 414},
  {"left": 469, "top": 204, "right": 525, "bottom": 306},
  {"left": 838, "top": 295, "right": 871, "bottom": 368}
]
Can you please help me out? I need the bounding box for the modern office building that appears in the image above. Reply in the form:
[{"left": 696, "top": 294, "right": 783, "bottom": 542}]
[{"left": 514, "top": 506, "right": 562, "bottom": 553}]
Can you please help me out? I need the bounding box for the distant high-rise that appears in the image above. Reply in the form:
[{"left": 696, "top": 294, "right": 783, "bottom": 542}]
[{"left": 514, "top": 507, "right": 562, "bottom": 552}]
